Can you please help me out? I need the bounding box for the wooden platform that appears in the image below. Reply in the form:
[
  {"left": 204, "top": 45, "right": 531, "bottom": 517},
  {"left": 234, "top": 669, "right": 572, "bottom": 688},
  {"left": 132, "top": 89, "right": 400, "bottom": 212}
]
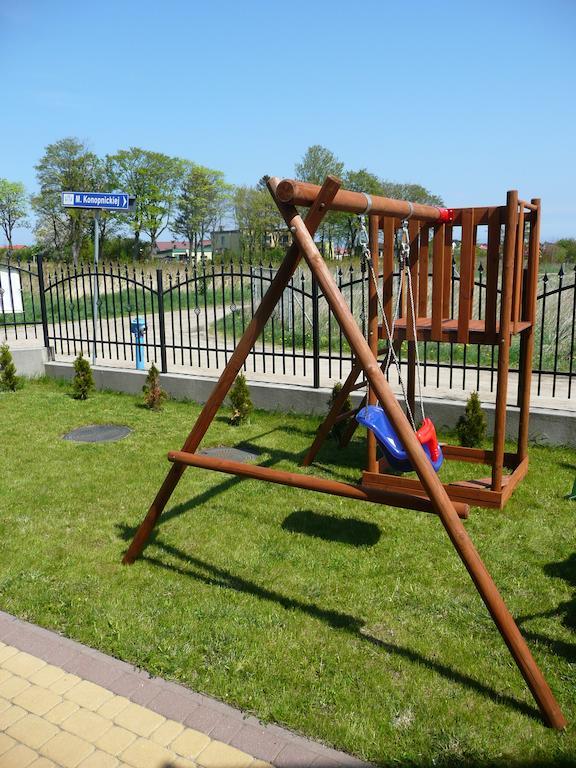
[
  {"left": 380, "top": 317, "right": 531, "bottom": 345},
  {"left": 361, "top": 451, "right": 529, "bottom": 510}
]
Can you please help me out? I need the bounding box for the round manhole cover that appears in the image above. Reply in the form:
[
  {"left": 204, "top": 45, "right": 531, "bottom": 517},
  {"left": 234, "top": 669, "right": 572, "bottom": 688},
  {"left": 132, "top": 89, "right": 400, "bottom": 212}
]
[
  {"left": 63, "top": 424, "right": 132, "bottom": 443},
  {"left": 199, "top": 446, "right": 258, "bottom": 463}
]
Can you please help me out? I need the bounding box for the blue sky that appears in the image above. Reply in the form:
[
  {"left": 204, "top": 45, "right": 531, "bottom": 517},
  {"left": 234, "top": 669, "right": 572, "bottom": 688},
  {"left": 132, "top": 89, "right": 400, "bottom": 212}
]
[{"left": 1, "top": 0, "right": 575, "bottom": 244}]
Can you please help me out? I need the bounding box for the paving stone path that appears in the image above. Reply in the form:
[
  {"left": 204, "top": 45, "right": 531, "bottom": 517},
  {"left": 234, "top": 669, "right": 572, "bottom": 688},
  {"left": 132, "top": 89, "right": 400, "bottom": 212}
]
[{"left": 0, "top": 612, "right": 370, "bottom": 768}]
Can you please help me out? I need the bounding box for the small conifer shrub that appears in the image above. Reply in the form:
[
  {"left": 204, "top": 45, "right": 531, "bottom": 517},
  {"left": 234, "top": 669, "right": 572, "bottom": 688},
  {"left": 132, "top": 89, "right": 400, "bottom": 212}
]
[
  {"left": 142, "top": 363, "right": 168, "bottom": 410},
  {"left": 71, "top": 353, "right": 94, "bottom": 400},
  {"left": 229, "top": 373, "right": 253, "bottom": 425},
  {"left": 0, "top": 343, "right": 19, "bottom": 391},
  {"left": 456, "top": 391, "right": 487, "bottom": 447},
  {"left": 328, "top": 381, "right": 352, "bottom": 441}
]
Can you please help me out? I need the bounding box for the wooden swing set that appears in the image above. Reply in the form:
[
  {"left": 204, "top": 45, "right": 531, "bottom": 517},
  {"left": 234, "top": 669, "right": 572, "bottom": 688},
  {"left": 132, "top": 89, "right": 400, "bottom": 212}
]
[{"left": 123, "top": 175, "right": 566, "bottom": 730}]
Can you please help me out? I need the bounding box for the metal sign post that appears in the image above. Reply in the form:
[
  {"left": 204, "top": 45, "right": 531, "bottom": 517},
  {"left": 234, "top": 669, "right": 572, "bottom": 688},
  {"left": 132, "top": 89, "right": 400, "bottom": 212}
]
[
  {"left": 92, "top": 210, "right": 100, "bottom": 365},
  {"left": 62, "top": 191, "right": 135, "bottom": 365}
]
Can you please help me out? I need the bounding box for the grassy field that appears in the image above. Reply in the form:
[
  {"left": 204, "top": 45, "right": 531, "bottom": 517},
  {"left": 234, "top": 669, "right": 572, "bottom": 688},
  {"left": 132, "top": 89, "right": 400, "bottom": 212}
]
[{"left": 0, "top": 379, "right": 575, "bottom": 766}]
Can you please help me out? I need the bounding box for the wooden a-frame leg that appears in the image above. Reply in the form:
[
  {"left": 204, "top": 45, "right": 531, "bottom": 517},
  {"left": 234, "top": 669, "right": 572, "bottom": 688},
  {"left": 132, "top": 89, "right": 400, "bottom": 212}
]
[
  {"left": 271, "top": 187, "right": 565, "bottom": 730},
  {"left": 122, "top": 176, "right": 341, "bottom": 565}
]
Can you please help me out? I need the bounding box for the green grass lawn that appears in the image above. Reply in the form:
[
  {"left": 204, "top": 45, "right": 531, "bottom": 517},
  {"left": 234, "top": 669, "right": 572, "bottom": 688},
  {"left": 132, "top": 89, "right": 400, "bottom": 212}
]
[{"left": 0, "top": 379, "right": 575, "bottom": 766}]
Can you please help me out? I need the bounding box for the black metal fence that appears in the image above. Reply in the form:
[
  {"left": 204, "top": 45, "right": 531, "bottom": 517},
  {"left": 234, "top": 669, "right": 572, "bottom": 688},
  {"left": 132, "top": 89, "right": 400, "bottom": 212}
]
[{"left": 1, "top": 254, "right": 575, "bottom": 399}]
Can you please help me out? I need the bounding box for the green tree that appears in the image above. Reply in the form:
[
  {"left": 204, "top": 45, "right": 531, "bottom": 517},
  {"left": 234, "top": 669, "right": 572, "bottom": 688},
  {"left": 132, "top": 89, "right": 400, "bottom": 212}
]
[
  {"left": 0, "top": 180, "right": 28, "bottom": 253},
  {"left": 555, "top": 238, "right": 576, "bottom": 263},
  {"left": 142, "top": 363, "right": 167, "bottom": 410},
  {"left": 173, "top": 164, "right": 231, "bottom": 260},
  {"left": 229, "top": 373, "right": 253, "bottom": 425},
  {"left": 380, "top": 181, "right": 443, "bottom": 206},
  {"left": 108, "top": 148, "right": 185, "bottom": 257},
  {"left": 32, "top": 137, "right": 100, "bottom": 265},
  {"left": 456, "top": 392, "right": 487, "bottom": 447},
  {"left": 71, "top": 353, "right": 94, "bottom": 400},
  {"left": 295, "top": 145, "right": 344, "bottom": 185},
  {"left": 0, "top": 343, "right": 19, "bottom": 391},
  {"left": 295, "top": 146, "right": 345, "bottom": 258}
]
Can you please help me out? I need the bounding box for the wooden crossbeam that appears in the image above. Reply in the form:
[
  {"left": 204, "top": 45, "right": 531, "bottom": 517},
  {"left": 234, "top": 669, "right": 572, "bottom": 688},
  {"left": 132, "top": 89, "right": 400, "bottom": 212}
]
[{"left": 167, "top": 451, "right": 470, "bottom": 518}]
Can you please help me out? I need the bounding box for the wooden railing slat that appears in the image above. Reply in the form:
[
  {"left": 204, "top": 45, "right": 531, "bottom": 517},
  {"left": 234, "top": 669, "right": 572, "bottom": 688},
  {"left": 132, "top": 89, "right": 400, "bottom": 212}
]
[
  {"left": 443, "top": 224, "right": 453, "bottom": 318},
  {"left": 485, "top": 208, "right": 501, "bottom": 336},
  {"left": 418, "top": 225, "right": 429, "bottom": 317},
  {"left": 512, "top": 209, "right": 526, "bottom": 331},
  {"left": 431, "top": 224, "right": 445, "bottom": 339},
  {"left": 457, "top": 209, "right": 474, "bottom": 343},
  {"left": 381, "top": 216, "right": 395, "bottom": 330}
]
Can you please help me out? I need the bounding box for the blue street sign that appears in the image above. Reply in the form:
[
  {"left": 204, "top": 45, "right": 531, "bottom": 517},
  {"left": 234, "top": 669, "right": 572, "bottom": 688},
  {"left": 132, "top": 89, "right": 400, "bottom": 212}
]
[{"left": 61, "top": 191, "right": 135, "bottom": 211}]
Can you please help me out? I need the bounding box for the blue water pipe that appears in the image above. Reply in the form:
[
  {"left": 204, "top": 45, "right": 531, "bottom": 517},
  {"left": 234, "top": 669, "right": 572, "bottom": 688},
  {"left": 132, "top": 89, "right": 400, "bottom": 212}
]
[{"left": 130, "top": 317, "right": 146, "bottom": 370}]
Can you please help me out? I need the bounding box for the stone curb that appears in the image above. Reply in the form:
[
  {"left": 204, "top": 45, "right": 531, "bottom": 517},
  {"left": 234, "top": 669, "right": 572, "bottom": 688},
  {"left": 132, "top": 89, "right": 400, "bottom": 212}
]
[{"left": 0, "top": 611, "right": 372, "bottom": 768}]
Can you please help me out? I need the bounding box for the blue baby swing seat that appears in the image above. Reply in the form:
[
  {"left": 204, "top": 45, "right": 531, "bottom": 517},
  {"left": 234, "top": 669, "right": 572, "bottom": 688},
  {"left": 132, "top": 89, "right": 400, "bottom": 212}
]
[{"left": 356, "top": 405, "right": 444, "bottom": 473}]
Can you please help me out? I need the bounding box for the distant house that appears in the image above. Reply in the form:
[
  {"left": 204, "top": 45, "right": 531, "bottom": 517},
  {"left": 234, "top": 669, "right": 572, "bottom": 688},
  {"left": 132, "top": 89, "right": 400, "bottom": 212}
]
[
  {"left": 211, "top": 229, "right": 241, "bottom": 254},
  {"left": 211, "top": 228, "right": 292, "bottom": 255},
  {"left": 155, "top": 241, "right": 212, "bottom": 260}
]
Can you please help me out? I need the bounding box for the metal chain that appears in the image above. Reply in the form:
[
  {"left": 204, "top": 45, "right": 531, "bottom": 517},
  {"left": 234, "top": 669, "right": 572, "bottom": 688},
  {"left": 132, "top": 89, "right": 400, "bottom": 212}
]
[
  {"left": 357, "top": 216, "right": 417, "bottom": 431},
  {"left": 398, "top": 221, "right": 426, "bottom": 424}
]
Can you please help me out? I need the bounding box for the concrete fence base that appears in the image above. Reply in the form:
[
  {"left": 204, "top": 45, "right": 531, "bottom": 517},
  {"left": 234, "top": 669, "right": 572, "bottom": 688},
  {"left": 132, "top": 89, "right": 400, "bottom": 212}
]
[
  {"left": 41, "top": 358, "right": 576, "bottom": 448},
  {"left": 10, "top": 346, "right": 51, "bottom": 377}
]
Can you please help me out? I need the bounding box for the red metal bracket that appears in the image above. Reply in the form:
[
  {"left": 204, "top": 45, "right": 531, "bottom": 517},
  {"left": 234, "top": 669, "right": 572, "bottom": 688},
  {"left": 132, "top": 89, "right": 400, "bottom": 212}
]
[{"left": 437, "top": 207, "right": 454, "bottom": 223}]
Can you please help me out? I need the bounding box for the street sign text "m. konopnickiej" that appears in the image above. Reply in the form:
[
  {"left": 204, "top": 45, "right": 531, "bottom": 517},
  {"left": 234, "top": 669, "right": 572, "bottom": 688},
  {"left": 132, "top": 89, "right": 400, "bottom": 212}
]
[{"left": 62, "top": 191, "right": 135, "bottom": 211}]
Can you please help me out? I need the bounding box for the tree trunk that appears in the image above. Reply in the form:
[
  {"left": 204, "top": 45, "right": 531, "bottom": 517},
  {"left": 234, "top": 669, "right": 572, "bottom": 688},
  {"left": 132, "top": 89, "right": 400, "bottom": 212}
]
[{"left": 133, "top": 231, "right": 141, "bottom": 262}]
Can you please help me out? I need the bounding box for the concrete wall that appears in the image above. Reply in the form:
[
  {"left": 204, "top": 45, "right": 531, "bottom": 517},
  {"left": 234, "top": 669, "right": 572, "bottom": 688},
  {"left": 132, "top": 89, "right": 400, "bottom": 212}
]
[
  {"left": 10, "top": 346, "right": 50, "bottom": 377},
  {"left": 44, "top": 360, "right": 576, "bottom": 448}
]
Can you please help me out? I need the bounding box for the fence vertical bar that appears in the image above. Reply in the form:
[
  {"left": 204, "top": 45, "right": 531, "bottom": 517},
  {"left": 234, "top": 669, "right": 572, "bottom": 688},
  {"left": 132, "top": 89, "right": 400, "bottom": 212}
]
[
  {"left": 36, "top": 253, "right": 51, "bottom": 350},
  {"left": 311, "top": 273, "right": 320, "bottom": 388},
  {"left": 569, "top": 265, "right": 576, "bottom": 399},
  {"left": 156, "top": 268, "right": 168, "bottom": 374}
]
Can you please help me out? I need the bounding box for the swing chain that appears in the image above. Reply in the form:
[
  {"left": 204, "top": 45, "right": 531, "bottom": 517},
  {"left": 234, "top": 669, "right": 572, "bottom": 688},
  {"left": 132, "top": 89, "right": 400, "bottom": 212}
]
[
  {"left": 397, "top": 220, "right": 410, "bottom": 269},
  {"left": 398, "top": 219, "right": 426, "bottom": 424},
  {"left": 357, "top": 215, "right": 417, "bottom": 431},
  {"left": 356, "top": 215, "right": 370, "bottom": 260}
]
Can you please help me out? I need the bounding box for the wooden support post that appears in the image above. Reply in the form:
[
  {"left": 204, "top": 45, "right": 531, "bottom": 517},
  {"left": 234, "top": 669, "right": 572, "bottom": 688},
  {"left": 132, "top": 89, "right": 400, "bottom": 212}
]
[
  {"left": 491, "top": 191, "right": 518, "bottom": 492},
  {"left": 517, "top": 200, "right": 541, "bottom": 461},
  {"left": 367, "top": 214, "right": 379, "bottom": 472},
  {"left": 122, "top": 176, "right": 341, "bottom": 565},
  {"left": 271, "top": 186, "right": 565, "bottom": 731}
]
